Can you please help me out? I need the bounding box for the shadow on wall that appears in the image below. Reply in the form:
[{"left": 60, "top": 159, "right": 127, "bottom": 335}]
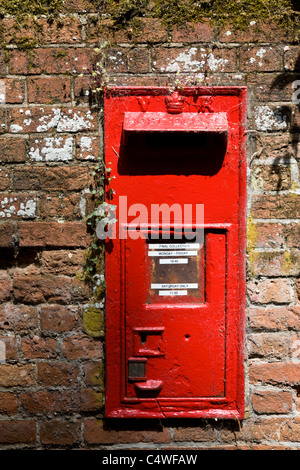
[{"left": 270, "top": 51, "right": 300, "bottom": 180}]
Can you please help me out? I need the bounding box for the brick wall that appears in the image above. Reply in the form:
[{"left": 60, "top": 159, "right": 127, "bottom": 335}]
[{"left": 0, "top": 2, "right": 299, "bottom": 449}]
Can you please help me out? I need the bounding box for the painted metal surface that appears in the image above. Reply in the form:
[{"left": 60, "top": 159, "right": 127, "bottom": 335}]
[{"left": 104, "top": 87, "right": 247, "bottom": 419}]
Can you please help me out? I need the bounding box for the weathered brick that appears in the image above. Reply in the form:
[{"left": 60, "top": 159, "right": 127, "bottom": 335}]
[
  {"left": 83, "top": 362, "right": 104, "bottom": 387},
  {"left": 0, "top": 392, "right": 19, "bottom": 415},
  {"left": 37, "top": 361, "right": 79, "bottom": 386},
  {"left": 0, "top": 304, "right": 38, "bottom": 332},
  {"left": 173, "top": 424, "right": 216, "bottom": 442},
  {"left": 0, "top": 363, "right": 35, "bottom": 387},
  {"left": 80, "top": 388, "right": 103, "bottom": 412},
  {"left": 248, "top": 306, "right": 300, "bottom": 331},
  {"left": 248, "top": 333, "right": 289, "bottom": 359},
  {"left": 36, "top": 17, "right": 82, "bottom": 44},
  {"left": 105, "top": 48, "right": 128, "bottom": 73},
  {"left": 61, "top": 334, "right": 103, "bottom": 360},
  {"left": 218, "top": 20, "right": 295, "bottom": 43},
  {"left": 84, "top": 418, "right": 171, "bottom": 445},
  {"left": 251, "top": 194, "right": 300, "bottom": 219},
  {"left": 284, "top": 46, "right": 300, "bottom": 72},
  {"left": 250, "top": 222, "right": 284, "bottom": 250},
  {"left": 0, "top": 420, "right": 36, "bottom": 444},
  {"left": 13, "top": 274, "right": 90, "bottom": 304},
  {"left": 128, "top": 48, "right": 150, "bottom": 73},
  {"left": 21, "top": 336, "right": 58, "bottom": 360},
  {"left": 13, "top": 166, "right": 92, "bottom": 191},
  {"left": 285, "top": 223, "right": 300, "bottom": 248},
  {"left": 0, "top": 222, "right": 14, "bottom": 246},
  {"left": 9, "top": 48, "right": 93, "bottom": 75},
  {"left": 254, "top": 133, "right": 296, "bottom": 160},
  {"left": 3, "top": 78, "right": 25, "bottom": 103},
  {"left": 8, "top": 107, "right": 97, "bottom": 133},
  {"left": 240, "top": 46, "right": 282, "bottom": 72},
  {"left": 76, "top": 135, "right": 100, "bottom": 160},
  {"left": 247, "top": 73, "right": 297, "bottom": 102},
  {"left": 40, "top": 305, "right": 82, "bottom": 332},
  {"left": 0, "top": 137, "right": 26, "bottom": 163},
  {"left": 252, "top": 390, "right": 293, "bottom": 415},
  {"left": 18, "top": 221, "right": 89, "bottom": 248},
  {"left": 0, "top": 168, "right": 10, "bottom": 190},
  {"left": 0, "top": 194, "right": 36, "bottom": 219},
  {"left": 0, "top": 108, "right": 6, "bottom": 134},
  {"left": 21, "top": 390, "right": 80, "bottom": 415},
  {"left": 0, "top": 51, "right": 6, "bottom": 76},
  {"left": 249, "top": 250, "right": 300, "bottom": 277},
  {"left": 39, "top": 194, "right": 82, "bottom": 220},
  {"left": 40, "top": 420, "right": 81, "bottom": 446},
  {"left": 0, "top": 274, "right": 11, "bottom": 302},
  {"left": 40, "top": 250, "right": 85, "bottom": 275},
  {"left": 253, "top": 105, "right": 290, "bottom": 132},
  {"left": 172, "top": 19, "right": 215, "bottom": 43},
  {"left": 247, "top": 278, "right": 291, "bottom": 304},
  {"left": 152, "top": 46, "right": 236, "bottom": 73},
  {"left": 28, "top": 77, "right": 72, "bottom": 104},
  {"left": 0, "top": 335, "right": 18, "bottom": 361},
  {"left": 249, "top": 361, "right": 300, "bottom": 386},
  {"left": 220, "top": 417, "right": 286, "bottom": 443},
  {"left": 28, "top": 136, "right": 74, "bottom": 162},
  {"left": 251, "top": 164, "right": 291, "bottom": 191},
  {"left": 280, "top": 417, "right": 300, "bottom": 442}
]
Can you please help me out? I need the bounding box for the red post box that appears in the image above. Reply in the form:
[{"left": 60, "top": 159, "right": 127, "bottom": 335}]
[{"left": 103, "top": 87, "right": 247, "bottom": 419}]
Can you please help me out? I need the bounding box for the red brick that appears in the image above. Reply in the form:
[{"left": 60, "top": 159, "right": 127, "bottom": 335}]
[
  {"left": 251, "top": 222, "right": 284, "bottom": 249},
  {"left": 0, "top": 392, "right": 19, "bottom": 415},
  {"left": 9, "top": 48, "right": 93, "bottom": 75},
  {"left": 36, "top": 17, "right": 82, "bottom": 44},
  {"left": 248, "top": 333, "right": 289, "bottom": 359},
  {"left": 21, "top": 336, "right": 58, "bottom": 360},
  {"left": 40, "top": 420, "right": 81, "bottom": 446},
  {"left": 247, "top": 279, "right": 291, "bottom": 304},
  {"left": 13, "top": 166, "right": 92, "bottom": 191},
  {"left": 0, "top": 137, "right": 26, "bottom": 163},
  {"left": 37, "top": 361, "right": 79, "bottom": 386},
  {"left": 76, "top": 135, "right": 100, "bottom": 160},
  {"left": 28, "top": 136, "right": 74, "bottom": 162},
  {"left": 248, "top": 306, "right": 300, "bottom": 331},
  {"left": 39, "top": 194, "right": 82, "bottom": 220},
  {"left": 240, "top": 46, "right": 282, "bottom": 72},
  {"left": 18, "top": 221, "right": 89, "bottom": 248},
  {"left": 284, "top": 46, "right": 300, "bottom": 72},
  {"left": 173, "top": 424, "right": 216, "bottom": 442},
  {"left": 0, "top": 304, "right": 38, "bottom": 332},
  {"left": 4, "top": 78, "right": 25, "bottom": 103},
  {"left": 251, "top": 194, "right": 300, "bottom": 219},
  {"left": 63, "top": 0, "right": 97, "bottom": 12},
  {"left": 0, "top": 335, "right": 18, "bottom": 361},
  {"left": 13, "top": 274, "right": 90, "bottom": 304},
  {"left": 251, "top": 164, "right": 291, "bottom": 191},
  {"left": 218, "top": 20, "right": 295, "bottom": 43},
  {"left": 247, "top": 73, "right": 297, "bottom": 102},
  {"left": 40, "top": 305, "right": 82, "bottom": 332},
  {"left": 21, "top": 390, "right": 80, "bottom": 415},
  {"left": 0, "top": 222, "right": 14, "bottom": 247},
  {"left": 0, "top": 274, "right": 11, "bottom": 302},
  {"left": 61, "top": 335, "right": 103, "bottom": 360},
  {"left": 80, "top": 388, "right": 103, "bottom": 412},
  {"left": 0, "top": 364, "right": 35, "bottom": 387},
  {"left": 0, "top": 194, "right": 36, "bottom": 219},
  {"left": 0, "top": 420, "right": 36, "bottom": 444},
  {"left": 106, "top": 48, "right": 128, "bottom": 73},
  {"left": 0, "top": 115, "right": 5, "bottom": 138},
  {"left": 0, "top": 169, "right": 10, "bottom": 190},
  {"left": 84, "top": 418, "right": 171, "bottom": 445},
  {"left": 28, "top": 77, "right": 72, "bottom": 104},
  {"left": 83, "top": 362, "right": 104, "bottom": 386},
  {"left": 8, "top": 107, "right": 97, "bottom": 133},
  {"left": 1, "top": 18, "right": 36, "bottom": 45},
  {"left": 172, "top": 19, "right": 215, "bottom": 42},
  {"left": 40, "top": 250, "right": 85, "bottom": 275},
  {"left": 0, "top": 51, "right": 6, "bottom": 76},
  {"left": 280, "top": 417, "right": 300, "bottom": 441},
  {"left": 220, "top": 417, "right": 286, "bottom": 443},
  {"left": 285, "top": 223, "right": 300, "bottom": 248},
  {"left": 249, "top": 250, "right": 300, "bottom": 277},
  {"left": 249, "top": 361, "right": 300, "bottom": 386},
  {"left": 128, "top": 48, "right": 150, "bottom": 73}
]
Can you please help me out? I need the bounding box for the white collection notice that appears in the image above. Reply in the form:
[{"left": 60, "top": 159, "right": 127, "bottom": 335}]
[{"left": 148, "top": 243, "right": 199, "bottom": 296}]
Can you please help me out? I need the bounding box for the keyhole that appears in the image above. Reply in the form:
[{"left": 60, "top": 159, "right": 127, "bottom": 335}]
[
  {"left": 140, "top": 332, "right": 147, "bottom": 345},
  {"left": 185, "top": 334, "right": 190, "bottom": 340}
]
